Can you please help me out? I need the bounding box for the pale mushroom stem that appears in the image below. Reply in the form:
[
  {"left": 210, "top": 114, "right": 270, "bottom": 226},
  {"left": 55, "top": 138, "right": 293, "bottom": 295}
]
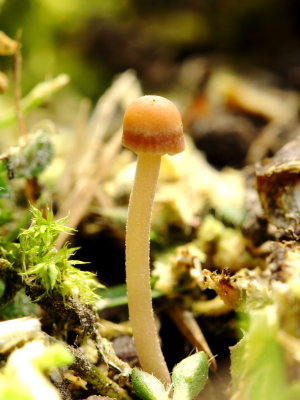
[{"left": 126, "top": 152, "right": 171, "bottom": 387}]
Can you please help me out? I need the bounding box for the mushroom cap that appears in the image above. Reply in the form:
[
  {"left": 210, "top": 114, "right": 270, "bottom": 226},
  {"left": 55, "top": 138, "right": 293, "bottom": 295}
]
[{"left": 122, "top": 95, "right": 184, "bottom": 155}]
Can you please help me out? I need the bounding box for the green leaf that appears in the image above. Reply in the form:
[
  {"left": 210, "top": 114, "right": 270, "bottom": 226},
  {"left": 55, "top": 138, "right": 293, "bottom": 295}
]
[
  {"left": 172, "top": 352, "right": 209, "bottom": 400},
  {"left": 39, "top": 263, "right": 60, "bottom": 291},
  {"left": 131, "top": 367, "right": 169, "bottom": 400},
  {"left": 97, "top": 283, "right": 164, "bottom": 309},
  {"left": 32, "top": 343, "right": 74, "bottom": 370},
  {"left": 230, "top": 306, "right": 287, "bottom": 400}
]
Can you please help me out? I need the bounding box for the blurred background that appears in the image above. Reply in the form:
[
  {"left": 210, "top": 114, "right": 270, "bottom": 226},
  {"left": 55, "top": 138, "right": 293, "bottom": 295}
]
[
  {"left": 1, "top": 3, "right": 300, "bottom": 395},
  {"left": 1, "top": 0, "right": 300, "bottom": 98},
  {"left": 1, "top": 0, "right": 300, "bottom": 171}
]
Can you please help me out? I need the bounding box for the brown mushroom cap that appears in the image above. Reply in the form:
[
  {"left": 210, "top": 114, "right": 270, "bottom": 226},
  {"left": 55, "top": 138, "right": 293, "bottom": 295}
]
[{"left": 122, "top": 95, "right": 184, "bottom": 155}]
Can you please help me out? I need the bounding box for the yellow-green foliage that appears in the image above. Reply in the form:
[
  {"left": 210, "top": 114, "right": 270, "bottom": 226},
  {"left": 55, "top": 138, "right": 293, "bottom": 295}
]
[
  {"left": 230, "top": 306, "right": 299, "bottom": 400},
  {"left": 0, "top": 340, "right": 73, "bottom": 400},
  {"left": 19, "top": 205, "right": 103, "bottom": 304}
]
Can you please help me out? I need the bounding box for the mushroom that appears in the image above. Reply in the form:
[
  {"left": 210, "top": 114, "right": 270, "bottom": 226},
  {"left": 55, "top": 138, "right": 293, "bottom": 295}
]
[{"left": 122, "top": 95, "right": 184, "bottom": 386}]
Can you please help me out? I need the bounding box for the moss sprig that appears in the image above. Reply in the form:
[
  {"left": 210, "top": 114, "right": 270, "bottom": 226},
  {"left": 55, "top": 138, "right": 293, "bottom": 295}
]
[{"left": 19, "top": 205, "right": 103, "bottom": 304}]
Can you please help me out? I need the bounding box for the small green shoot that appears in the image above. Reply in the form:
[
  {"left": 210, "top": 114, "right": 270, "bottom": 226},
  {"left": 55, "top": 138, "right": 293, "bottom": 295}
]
[
  {"left": 19, "top": 205, "right": 103, "bottom": 304},
  {"left": 0, "top": 340, "right": 73, "bottom": 400},
  {"left": 131, "top": 351, "right": 209, "bottom": 400},
  {"left": 132, "top": 368, "right": 169, "bottom": 400},
  {"left": 172, "top": 351, "right": 209, "bottom": 400},
  {"left": 230, "top": 306, "right": 287, "bottom": 400}
]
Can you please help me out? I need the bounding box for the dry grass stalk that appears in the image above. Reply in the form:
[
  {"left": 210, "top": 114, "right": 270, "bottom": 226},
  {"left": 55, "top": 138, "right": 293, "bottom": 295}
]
[
  {"left": 55, "top": 70, "right": 142, "bottom": 247},
  {"left": 168, "top": 303, "right": 217, "bottom": 371}
]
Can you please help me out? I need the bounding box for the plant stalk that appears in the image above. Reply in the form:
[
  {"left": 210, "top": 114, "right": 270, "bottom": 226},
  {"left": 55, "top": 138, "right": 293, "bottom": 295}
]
[{"left": 126, "top": 152, "right": 171, "bottom": 387}]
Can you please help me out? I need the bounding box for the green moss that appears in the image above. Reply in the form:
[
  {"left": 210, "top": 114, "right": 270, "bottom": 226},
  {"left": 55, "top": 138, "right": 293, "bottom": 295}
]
[{"left": 19, "top": 205, "right": 103, "bottom": 304}]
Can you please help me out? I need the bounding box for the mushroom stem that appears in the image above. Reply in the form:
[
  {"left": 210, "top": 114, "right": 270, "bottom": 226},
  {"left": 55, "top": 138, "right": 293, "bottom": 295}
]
[{"left": 126, "top": 152, "right": 171, "bottom": 387}]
